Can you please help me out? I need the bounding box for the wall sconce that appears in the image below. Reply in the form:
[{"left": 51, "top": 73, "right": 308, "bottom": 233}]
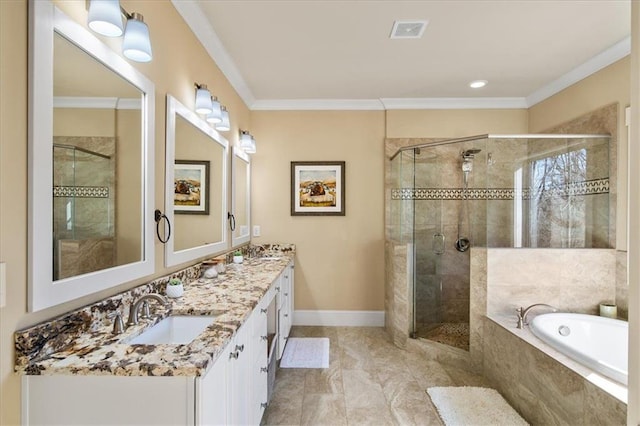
[
  {"left": 239, "top": 130, "right": 257, "bottom": 154},
  {"left": 194, "top": 83, "right": 213, "bottom": 115},
  {"left": 87, "top": 0, "right": 153, "bottom": 62},
  {"left": 206, "top": 96, "right": 223, "bottom": 124},
  {"left": 215, "top": 106, "right": 231, "bottom": 132}
]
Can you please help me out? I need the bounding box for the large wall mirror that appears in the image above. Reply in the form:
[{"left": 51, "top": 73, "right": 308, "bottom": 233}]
[
  {"left": 232, "top": 148, "right": 251, "bottom": 246},
  {"left": 165, "top": 95, "right": 229, "bottom": 266},
  {"left": 29, "top": 1, "right": 155, "bottom": 311}
]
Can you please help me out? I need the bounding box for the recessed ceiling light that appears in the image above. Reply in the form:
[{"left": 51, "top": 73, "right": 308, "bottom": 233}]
[
  {"left": 469, "top": 80, "right": 488, "bottom": 89},
  {"left": 390, "top": 20, "right": 429, "bottom": 39}
]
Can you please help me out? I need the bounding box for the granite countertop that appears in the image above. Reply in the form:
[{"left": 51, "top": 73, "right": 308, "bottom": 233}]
[{"left": 15, "top": 253, "right": 294, "bottom": 377}]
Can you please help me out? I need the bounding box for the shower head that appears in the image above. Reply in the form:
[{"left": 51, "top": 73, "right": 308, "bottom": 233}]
[{"left": 462, "top": 148, "right": 482, "bottom": 157}]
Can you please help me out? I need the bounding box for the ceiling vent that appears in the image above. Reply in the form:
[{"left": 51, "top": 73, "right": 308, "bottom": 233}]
[{"left": 390, "top": 20, "right": 428, "bottom": 39}]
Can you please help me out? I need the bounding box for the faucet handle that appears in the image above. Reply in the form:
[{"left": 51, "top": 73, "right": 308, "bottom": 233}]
[
  {"left": 139, "top": 300, "right": 152, "bottom": 320},
  {"left": 107, "top": 312, "right": 125, "bottom": 335}
]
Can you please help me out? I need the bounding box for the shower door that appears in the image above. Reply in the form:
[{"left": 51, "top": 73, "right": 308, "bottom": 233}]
[{"left": 411, "top": 141, "right": 486, "bottom": 351}]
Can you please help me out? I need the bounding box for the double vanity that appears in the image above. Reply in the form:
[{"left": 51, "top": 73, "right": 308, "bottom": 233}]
[{"left": 16, "top": 247, "right": 295, "bottom": 425}]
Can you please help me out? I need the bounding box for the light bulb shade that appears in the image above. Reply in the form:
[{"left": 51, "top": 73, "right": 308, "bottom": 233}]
[
  {"left": 206, "top": 97, "right": 223, "bottom": 123},
  {"left": 195, "top": 85, "right": 213, "bottom": 115},
  {"left": 239, "top": 131, "right": 253, "bottom": 150},
  {"left": 122, "top": 14, "right": 153, "bottom": 62},
  {"left": 245, "top": 137, "right": 257, "bottom": 154},
  {"left": 88, "top": 0, "right": 124, "bottom": 37},
  {"left": 215, "top": 108, "right": 230, "bottom": 132}
]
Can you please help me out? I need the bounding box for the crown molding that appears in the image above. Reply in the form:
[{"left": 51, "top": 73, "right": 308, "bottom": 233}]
[
  {"left": 526, "top": 36, "right": 631, "bottom": 107},
  {"left": 171, "top": 0, "right": 256, "bottom": 107},
  {"left": 251, "top": 99, "right": 385, "bottom": 111},
  {"left": 53, "top": 96, "right": 141, "bottom": 109}
]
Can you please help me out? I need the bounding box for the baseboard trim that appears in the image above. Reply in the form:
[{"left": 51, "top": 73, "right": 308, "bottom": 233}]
[{"left": 293, "top": 310, "right": 385, "bottom": 327}]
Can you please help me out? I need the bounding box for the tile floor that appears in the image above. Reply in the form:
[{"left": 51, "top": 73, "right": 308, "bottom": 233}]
[{"left": 262, "top": 326, "right": 492, "bottom": 426}]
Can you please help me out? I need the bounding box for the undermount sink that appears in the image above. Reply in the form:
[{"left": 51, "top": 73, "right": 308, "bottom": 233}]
[{"left": 127, "top": 315, "right": 215, "bottom": 345}]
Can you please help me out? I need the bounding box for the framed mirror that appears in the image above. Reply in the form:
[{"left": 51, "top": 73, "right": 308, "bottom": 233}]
[
  {"left": 28, "top": 1, "right": 155, "bottom": 311},
  {"left": 232, "top": 148, "right": 251, "bottom": 246},
  {"left": 165, "top": 95, "right": 229, "bottom": 266}
]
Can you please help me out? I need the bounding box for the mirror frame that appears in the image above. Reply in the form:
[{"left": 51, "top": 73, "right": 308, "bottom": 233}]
[
  {"left": 165, "top": 95, "right": 229, "bottom": 266},
  {"left": 232, "top": 147, "right": 251, "bottom": 246},
  {"left": 28, "top": 1, "right": 155, "bottom": 311}
]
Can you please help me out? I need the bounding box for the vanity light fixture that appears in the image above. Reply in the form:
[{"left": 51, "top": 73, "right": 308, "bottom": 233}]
[
  {"left": 469, "top": 80, "right": 488, "bottom": 89},
  {"left": 215, "top": 106, "right": 231, "bottom": 132},
  {"left": 239, "top": 130, "right": 257, "bottom": 154},
  {"left": 245, "top": 135, "right": 257, "bottom": 154},
  {"left": 87, "top": 0, "right": 124, "bottom": 37},
  {"left": 194, "top": 83, "right": 213, "bottom": 115},
  {"left": 206, "top": 96, "right": 223, "bottom": 124},
  {"left": 122, "top": 13, "right": 152, "bottom": 62},
  {"left": 87, "top": 0, "right": 153, "bottom": 62}
]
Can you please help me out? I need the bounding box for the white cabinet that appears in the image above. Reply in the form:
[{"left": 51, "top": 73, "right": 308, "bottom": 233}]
[
  {"left": 228, "top": 314, "right": 253, "bottom": 426},
  {"left": 277, "top": 261, "right": 295, "bottom": 360}
]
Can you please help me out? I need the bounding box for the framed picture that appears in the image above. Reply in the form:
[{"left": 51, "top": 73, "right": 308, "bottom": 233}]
[
  {"left": 174, "top": 160, "right": 209, "bottom": 215},
  {"left": 291, "top": 161, "right": 345, "bottom": 216}
]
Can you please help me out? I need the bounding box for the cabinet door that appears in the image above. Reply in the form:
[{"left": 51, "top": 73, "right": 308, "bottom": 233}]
[
  {"left": 229, "top": 315, "right": 253, "bottom": 426},
  {"left": 196, "top": 344, "right": 231, "bottom": 425}
]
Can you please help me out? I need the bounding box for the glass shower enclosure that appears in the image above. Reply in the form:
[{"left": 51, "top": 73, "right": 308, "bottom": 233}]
[
  {"left": 390, "top": 134, "right": 611, "bottom": 351},
  {"left": 53, "top": 142, "right": 115, "bottom": 280}
]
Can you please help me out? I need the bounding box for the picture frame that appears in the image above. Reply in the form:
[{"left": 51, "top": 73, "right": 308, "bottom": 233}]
[
  {"left": 174, "top": 160, "right": 209, "bottom": 215},
  {"left": 291, "top": 161, "right": 345, "bottom": 216}
]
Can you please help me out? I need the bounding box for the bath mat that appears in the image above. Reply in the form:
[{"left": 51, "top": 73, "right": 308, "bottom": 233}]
[
  {"left": 280, "top": 337, "right": 330, "bottom": 369},
  {"left": 427, "top": 386, "right": 529, "bottom": 426}
]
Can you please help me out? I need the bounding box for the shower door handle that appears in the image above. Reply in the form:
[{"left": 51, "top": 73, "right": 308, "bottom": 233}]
[{"left": 432, "top": 233, "right": 445, "bottom": 255}]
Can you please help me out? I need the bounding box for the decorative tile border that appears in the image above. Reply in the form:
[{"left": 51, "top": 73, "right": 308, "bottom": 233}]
[
  {"left": 391, "top": 178, "right": 609, "bottom": 201},
  {"left": 53, "top": 186, "right": 109, "bottom": 198}
]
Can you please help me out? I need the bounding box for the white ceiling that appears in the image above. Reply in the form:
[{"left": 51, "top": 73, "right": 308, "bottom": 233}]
[{"left": 174, "top": 1, "right": 631, "bottom": 110}]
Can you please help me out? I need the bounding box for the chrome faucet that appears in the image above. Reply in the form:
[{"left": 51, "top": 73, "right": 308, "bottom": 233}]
[
  {"left": 516, "top": 303, "right": 557, "bottom": 329},
  {"left": 127, "top": 293, "right": 170, "bottom": 326}
]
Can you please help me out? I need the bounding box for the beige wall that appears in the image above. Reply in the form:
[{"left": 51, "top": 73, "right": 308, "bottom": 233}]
[
  {"left": 529, "top": 57, "right": 630, "bottom": 250},
  {"left": 0, "top": 1, "right": 250, "bottom": 424},
  {"left": 386, "top": 109, "right": 529, "bottom": 138},
  {"left": 251, "top": 111, "right": 386, "bottom": 310}
]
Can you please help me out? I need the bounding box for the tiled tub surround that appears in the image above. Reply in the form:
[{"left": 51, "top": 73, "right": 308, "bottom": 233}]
[
  {"left": 484, "top": 317, "right": 626, "bottom": 425},
  {"left": 15, "top": 244, "right": 295, "bottom": 377}
]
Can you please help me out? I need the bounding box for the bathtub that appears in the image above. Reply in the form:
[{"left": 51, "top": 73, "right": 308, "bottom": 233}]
[{"left": 529, "top": 313, "right": 628, "bottom": 385}]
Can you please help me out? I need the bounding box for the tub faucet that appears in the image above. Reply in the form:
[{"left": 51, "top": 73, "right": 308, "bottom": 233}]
[
  {"left": 516, "top": 303, "right": 557, "bottom": 329},
  {"left": 127, "top": 293, "right": 170, "bottom": 326}
]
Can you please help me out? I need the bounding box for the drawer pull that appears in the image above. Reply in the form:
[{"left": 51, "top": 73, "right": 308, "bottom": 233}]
[
  {"left": 261, "top": 403, "right": 268, "bottom": 409},
  {"left": 261, "top": 335, "right": 268, "bottom": 341},
  {"left": 235, "top": 344, "right": 245, "bottom": 352},
  {"left": 260, "top": 367, "right": 268, "bottom": 373},
  {"left": 284, "top": 314, "right": 289, "bottom": 318},
  {"left": 229, "top": 351, "right": 239, "bottom": 360},
  {"left": 260, "top": 308, "right": 268, "bottom": 314}
]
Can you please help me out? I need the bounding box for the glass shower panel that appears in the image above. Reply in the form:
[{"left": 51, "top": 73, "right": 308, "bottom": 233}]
[
  {"left": 53, "top": 144, "right": 114, "bottom": 280},
  {"left": 485, "top": 136, "right": 610, "bottom": 248}
]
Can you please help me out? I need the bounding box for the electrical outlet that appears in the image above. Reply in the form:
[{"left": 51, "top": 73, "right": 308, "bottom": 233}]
[
  {"left": 253, "top": 225, "right": 261, "bottom": 237},
  {"left": 0, "top": 262, "right": 6, "bottom": 308}
]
